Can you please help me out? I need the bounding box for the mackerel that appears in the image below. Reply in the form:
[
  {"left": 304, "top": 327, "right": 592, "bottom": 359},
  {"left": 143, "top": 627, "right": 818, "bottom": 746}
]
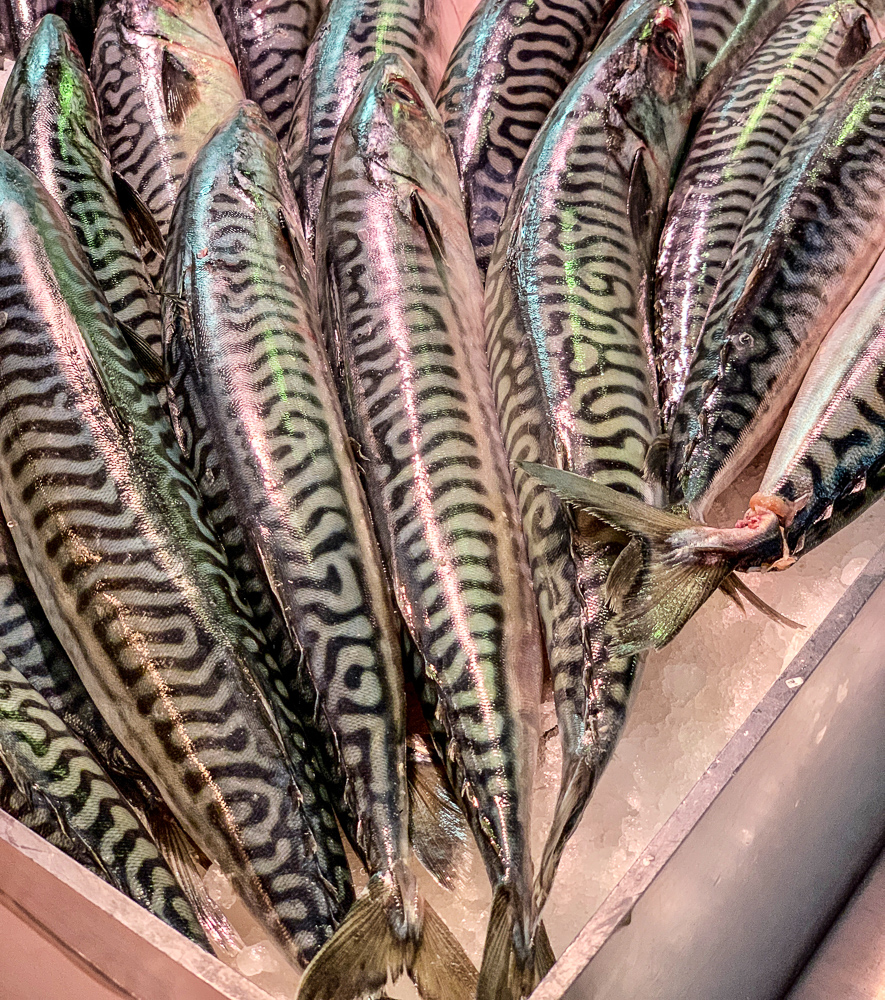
[
  {"left": 484, "top": 0, "right": 695, "bottom": 915},
  {"left": 0, "top": 15, "right": 164, "bottom": 358},
  {"left": 317, "top": 55, "right": 544, "bottom": 1000},
  {"left": 0, "top": 149, "right": 348, "bottom": 967},
  {"left": 688, "top": 0, "right": 750, "bottom": 73},
  {"left": 90, "top": 0, "right": 244, "bottom": 280},
  {"left": 209, "top": 0, "right": 323, "bottom": 141},
  {"left": 670, "top": 43, "right": 885, "bottom": 519},
  {"left": 0, "top": 652, "right": 206, "bottom": 942},
  {"left": 164, "top": 100, "right": 475, "bottom": 1000},
  {"left": 656, "top": 0, "right": 881, "bottom": 423},
  {"left": 284, "top": 0, "right": 467, "bottom": 246},
  {"left": 3, "top": 1, "right": 98, "bottom": 60},
  {"left": 436, "top": 0, "right": 619, "bottom": 276}
]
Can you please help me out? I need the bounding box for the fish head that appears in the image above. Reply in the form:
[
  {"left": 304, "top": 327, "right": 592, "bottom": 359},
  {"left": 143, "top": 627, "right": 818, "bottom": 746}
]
[
  {"left": 345, "top": 54, "right": 460, "bottom": 212},
  {"left": 597, "top": 0, "right": 697, "bottom": 165},
  {"left": 0, "top": 14, "right": 107, "bottom": 157}
]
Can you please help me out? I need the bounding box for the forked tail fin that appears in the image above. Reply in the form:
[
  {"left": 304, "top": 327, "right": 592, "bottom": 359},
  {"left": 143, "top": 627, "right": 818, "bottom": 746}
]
[
  {"left": 296, "top": 865, "right": 477, "bottom": 1000},
  {"left": 477, "top": 884, "right": 555, "bottom": 1000},
  {"left": 520, "top": 463, "right": 795, "bottom": 656}
]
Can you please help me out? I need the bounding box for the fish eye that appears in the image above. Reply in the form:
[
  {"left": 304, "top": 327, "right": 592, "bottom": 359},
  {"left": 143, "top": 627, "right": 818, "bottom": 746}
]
[
  {"left": 651, "top": 10, "right": 682, "bottom": 71},
  {"left": 387, "top": 76, "right": 422, "bottom": 107}
]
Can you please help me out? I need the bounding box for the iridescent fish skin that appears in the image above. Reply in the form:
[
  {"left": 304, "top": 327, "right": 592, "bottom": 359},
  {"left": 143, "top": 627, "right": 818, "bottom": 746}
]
[
  {"left": 656, "top": 0, "right": 881, "bottom": 423},
  {"left": 694, "top": 0, "right": 805, "bottom": 108},
  {"left": 317, "top": 55, "right": 543, "bottom": 1000},
  {"left": 90, "top": 0, "right": 244, "bottom": 279},
  {"left": 0, "top": 149, "right": 346, "bottom": 968},
  {"left": 0, "top": 653, "right": 206, "bottom": 943},
  {"left": 688, "top": 0, "right": 750, "bottom": 74},
  {"left": 756, "top": 248, "right": 885, "bottom": 558},
  {"left": 0, "top": 15, "right": 163, "bottom": 356},
  {"left": 284, "top": 0, "right": 466, "bottom": 247},
  {"left": 163, "top": 100, "right": 409, "bottom": 944},
  {"left": 484, "top": 0, "right": 695, "bottom": 914},
  {"left": 669, "top": 44, "right": 885, "bottom": 518},
  {"left": 436, "top": 0, "right": 619, "bottom": 276},
  {"left": 208, "top": 0, "right": 324, "bottom": 141},
  {"left": 3, "top": 0, "right": 98, "bottom": 60}
]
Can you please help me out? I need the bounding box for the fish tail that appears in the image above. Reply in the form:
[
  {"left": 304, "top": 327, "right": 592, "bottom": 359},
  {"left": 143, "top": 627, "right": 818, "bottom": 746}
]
[
  {"left": 477, "top": 883, "right": 555, "bottom": 1000},
  {"left": 534, "top": 756, "right": 598, "bottom": 919},
  {"left": 520, "top": 463, "right": 793, "bottom": 654},
  {"left": 296, "top": 863, "right": 477, "bottom": 1000}
]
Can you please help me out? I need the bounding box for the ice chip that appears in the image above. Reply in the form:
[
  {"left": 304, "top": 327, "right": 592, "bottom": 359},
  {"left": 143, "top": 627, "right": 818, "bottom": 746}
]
[{"left": 203, "top": 862, "right": 238, "bottom": 909}]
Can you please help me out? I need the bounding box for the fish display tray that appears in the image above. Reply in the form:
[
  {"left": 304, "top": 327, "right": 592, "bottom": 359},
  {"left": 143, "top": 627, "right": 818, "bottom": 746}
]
[{"left": 2, "top": 538, "right": 884, "bottom": 1000}]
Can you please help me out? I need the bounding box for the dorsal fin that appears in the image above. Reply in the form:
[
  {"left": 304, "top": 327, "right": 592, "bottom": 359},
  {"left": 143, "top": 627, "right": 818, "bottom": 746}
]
[{"left": 161, "top": 48, "right": 200, "bottom": 126}]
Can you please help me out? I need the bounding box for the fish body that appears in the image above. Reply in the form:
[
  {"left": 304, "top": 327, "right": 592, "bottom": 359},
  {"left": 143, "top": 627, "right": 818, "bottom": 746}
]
[
  {"left": 0, "top": 15, "right": 163, "bottom": 356},
  {"left": 284, "top": 0, "right": 465, "bottom": 246},
  {"left": 655, "top": 0, "right": 881, "bottom": 422},
  {"left": 0, "top": 148, "right": 346, "bottom": 967},
  {"left": 688, "top": 0, "right": 750, "bottom": 74},
  {"left": 483, "top": 0, "right": 695, "bottom": 912},
  {"left": 0, "top": 652, "right": 206, "bottom": 942},
  {"left": 670, "top": 44, "right": 885, "bottom": 517},
  {"left": 90, "top": 0, "right": 244, "bottom": 279},
  {"left": 317, "top": 55, "right": 542, "bottom": 1000},
  {"left": 209, "top": 0, "right": 323, "bottom": 141},
  {"left": 436, "top": 0, "right": 618, "bottom": 276},
  {"left": 163, "top": 101, "right": 417, "bottom": 969},
  {"left": 3, "top": 0, "right": 99, "bottom": 60},
  {"left": 758, "top": 246, "right": 885, "bottom": 556}
]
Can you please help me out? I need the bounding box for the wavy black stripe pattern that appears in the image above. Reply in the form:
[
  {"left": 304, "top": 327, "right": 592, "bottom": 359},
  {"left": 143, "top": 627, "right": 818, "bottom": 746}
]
[
  {"left": 317, "top": 65, "right": 541, "bottom": 907},
  {"left": 655, "top": 0, "right": 871, "bottom": 423},
  {"left": 0, "top": 655, "right": 203, "bottom": 939},
  {"left": 669, "top": 49, "right": 885, "bottom": 509},
  {"left": 210, "top": 0, "right": 323, "bottom": 141},
  {"left": 90, "top": 0, "right": 244, "bottom": 280},
  {"left": 436, "top": 0, "right": 614, "bottom": 276},
  {"left": 0, "top": 16, "right": 163, "bottom": 354},
  {"left": 688, "top": 0, "right": 749, "bottom": 73},
  {"left": 285, "top": 0, "right": 445, "bottom": 245},
  {"left": 0, "top": 151, "right": 341, "bottom": 964},
  {"left": 163, "top": 105, "right": 399, "bottom": 890}
]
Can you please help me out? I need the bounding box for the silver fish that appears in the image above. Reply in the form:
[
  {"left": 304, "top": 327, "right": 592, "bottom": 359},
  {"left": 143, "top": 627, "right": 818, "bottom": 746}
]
[
  {"left": 284, "top": 0, "right": 466, "bottom": 246},
  {"left": 0, "top": 651, "right": 207, "bottom": 943},
  {"left": 484, "top": 0, "right": 695, "bottom": 916},
  {"left": 0, "top": 15, "right": 164, "bottom": 358},
  {"left": 3, "top": 0, "right": 98, "bottom": 60},
  {"left": 317, "top": 55, "right": 545, "bottom": 1000},
  {"left": 436, "top": 0, "right": 619, "bottom": 276},
  {"left": 90, "top": 0, "right": 244, "bottom": 279},
  {"left": 655, "top": 0, "right": 881, "bottom": 423},
  {"left": 209, "top": 0, "right": 324, "bottom": 141},
  {"left": 0, "top": 148, "right": 347, "bottom": 968},
  {"left": 670, "top": 43, "right": 885, "bottom": 520}
]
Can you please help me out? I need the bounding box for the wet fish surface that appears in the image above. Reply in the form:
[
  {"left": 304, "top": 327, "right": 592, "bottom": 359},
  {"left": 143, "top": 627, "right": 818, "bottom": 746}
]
[
  {"left": 436, "top": 0, "right": 619, "bottom": 275},
  {"left": 0, "top": 148, "right": 347, "bottom": 968},
  {"left": 209, "top": 0, "right": 324, "bottom": 141},
  {"left": 483, "top": 0, "right": 695, "bottom": 915},
  {"left": 317, "top": 54, "right": 543, "bottom": 1000},
  {"left": 655, "top": 0, "right": 881, "bottom": 423},
  {"left": 285, "top": 0, "right": 465, "bottom": 246},
  {"left": 0, "top": 15, "right": 164, "bottom": 357},
  {"left": 669, "top": 42, "right": 885, "bottom": 518},
  {"left": 90, "top": 0, "right": 244, "bottom": 279}
]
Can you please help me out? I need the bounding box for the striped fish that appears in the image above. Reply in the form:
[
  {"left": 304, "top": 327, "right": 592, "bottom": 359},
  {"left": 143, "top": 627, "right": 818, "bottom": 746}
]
[
  {"left": 0, "top": 148, "right": 349, "bottom": 968},
  {"left": 688, "top": 0, "right": 750, "bottom": 74},
  {"left": 0, "top": 652, "right": 206, "bottom": 943},
  {"left": 694, "top": 0, "right": 805, "bottom": 107},
  {"left": 284, "top": 0, "right": 467, "bottom": 247},
  {"left": 0, "top": 15, "right": 163, "bottom": 358},
  {"left": 164, "top": 99, "right": 474, "bottom": 1000},
  {"left": 209, "top": 0, "right": 324, "bottom": 142},
  {"left": 484, "top": 0, "right": 695, "bottom": 917},
  {"left": 1, "top": 1, "right": 98, "bottom": 60},
  {"left": 317, "top": 55, "right": 544, "bottom": 1000},
  {"left": 655, "top": 0, "right": 881, "bottom": 424},
  {"left": 90, "top": 0, "right": 244, "bottom": 280},
  {"left": 670, "top": 43, "right": 885, "bottom": 520},
  {"left": 758, "top": 245, "right": 885, "bottom": 558},
  {"left": 436, "top": 0, "right": 619, "bottom": 276}
]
